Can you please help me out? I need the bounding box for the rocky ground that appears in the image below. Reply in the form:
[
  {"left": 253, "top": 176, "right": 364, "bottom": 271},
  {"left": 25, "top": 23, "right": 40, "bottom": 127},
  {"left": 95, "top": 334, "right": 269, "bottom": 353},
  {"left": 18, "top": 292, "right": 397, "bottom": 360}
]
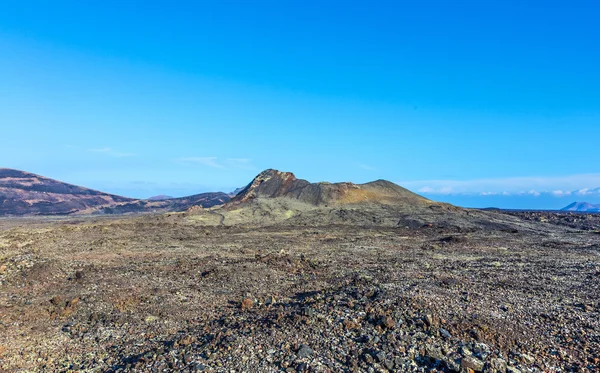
[
  {"left": 505, "top": 211, "right": 600, "bottom": 232},
  {"left": 0, "top": 212, "right": 599, "bottom": 372}
]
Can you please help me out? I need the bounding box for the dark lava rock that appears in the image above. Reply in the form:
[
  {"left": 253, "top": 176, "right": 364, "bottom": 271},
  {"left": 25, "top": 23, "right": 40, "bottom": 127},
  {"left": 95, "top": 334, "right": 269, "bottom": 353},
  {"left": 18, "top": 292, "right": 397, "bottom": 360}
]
[
  {"left": 296, "top": 344, "right": 313, "bottom": 359},
  {"left": 440, "top": 328, "right": 452, "bottom": 339}
]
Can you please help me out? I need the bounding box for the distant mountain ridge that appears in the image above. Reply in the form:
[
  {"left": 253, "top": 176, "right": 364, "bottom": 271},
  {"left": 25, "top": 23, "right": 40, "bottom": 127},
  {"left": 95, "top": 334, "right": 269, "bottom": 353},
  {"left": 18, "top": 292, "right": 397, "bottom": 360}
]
[
  {"left": 0, "top": 168, "right": 230, "bottom": 216},
  {"left": 561, "top": 202, "right": 600, "bottom": 212},
  {"left": 0, "top": 169, "right": 134, "bottom": 215},
  {"left": 148, "top": 195, "right": 174, "bottom": 201},
  {"left": 228, "top": 187, "right": 245, "bottom": 197}
]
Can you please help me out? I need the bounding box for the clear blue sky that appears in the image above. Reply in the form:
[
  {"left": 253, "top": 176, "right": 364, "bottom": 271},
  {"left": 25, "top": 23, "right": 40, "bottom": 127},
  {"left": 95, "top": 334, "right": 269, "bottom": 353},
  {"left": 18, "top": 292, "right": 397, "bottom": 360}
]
[{"left": 1, "top": 0, "right": 599, "bottom": 209}]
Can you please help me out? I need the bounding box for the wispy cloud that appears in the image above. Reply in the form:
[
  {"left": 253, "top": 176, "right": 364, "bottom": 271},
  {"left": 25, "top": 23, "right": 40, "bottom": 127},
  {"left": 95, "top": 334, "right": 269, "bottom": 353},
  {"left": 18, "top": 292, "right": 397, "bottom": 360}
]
[
  {"left": 177, "top": 156, "right": 223, "bottom": 168},
  {"left": 356, "top": 163, "right": 376, "bottom": 171},
  {"left": 90, "top": 147, "right": 136, "bottom": 157},
  {"left": 401, "top": 174, "right": 600, "bottom": 197},
  {"left": 418, "top": 186, "right": 453, "bottom": 195},
  {"left": 575, "top": 187, "right": 600, "bottom": 196},
  {"left": 226, "top": 158, "right": 256, "bottom": 170},
  {"left": 176, "top": 157, "right": 256, "bottom": 170},
  {"left": 551, "top": 190, "right": 572, "bottom": 197}
]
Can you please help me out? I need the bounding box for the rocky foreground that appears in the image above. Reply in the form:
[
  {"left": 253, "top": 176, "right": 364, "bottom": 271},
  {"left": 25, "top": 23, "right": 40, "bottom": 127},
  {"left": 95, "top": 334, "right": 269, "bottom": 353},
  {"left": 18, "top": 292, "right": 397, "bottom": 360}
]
[{"left": 0, "top": 212, "right": 599, "bottom": 372}]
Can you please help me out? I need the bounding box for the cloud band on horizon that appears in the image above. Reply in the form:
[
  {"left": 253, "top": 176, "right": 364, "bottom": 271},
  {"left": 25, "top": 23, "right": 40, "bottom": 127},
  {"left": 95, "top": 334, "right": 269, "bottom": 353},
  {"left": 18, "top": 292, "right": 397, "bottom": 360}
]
[{"left": 400, "top": 173, "right": 600, "bottom": 197}]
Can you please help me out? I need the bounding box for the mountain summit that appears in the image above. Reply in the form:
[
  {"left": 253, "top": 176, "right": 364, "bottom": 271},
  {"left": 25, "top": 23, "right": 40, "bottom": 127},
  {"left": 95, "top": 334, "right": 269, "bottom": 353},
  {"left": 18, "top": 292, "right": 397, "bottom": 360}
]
[{"left": 230, "top": 169, "right": 430, "bottom": 207}]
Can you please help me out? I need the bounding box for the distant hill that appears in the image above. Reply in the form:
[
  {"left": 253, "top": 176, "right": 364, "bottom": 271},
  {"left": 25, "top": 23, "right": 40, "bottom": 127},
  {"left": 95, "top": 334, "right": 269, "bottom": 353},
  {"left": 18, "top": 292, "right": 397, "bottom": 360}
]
[
  {"left": 228, "top": 187, "right": 245, "bottom": 197},
  {"left": 230, "top": 169, "right": 430, "bottom": 206},
  {"left": 0, "top": 168, "right": 135, "bottom": 215},
  {"left": 100, "top": 192, "right": 230, "bottom": 214},
  {"left": 0, "top": 168, "right": 229, "bottom": 216},
  {"left": 561, "top": 202, "right": 600, "bottom": 212},
  {"left": 187, "top": 169, "right": 519, "bottom": 230},
  {"left": 148, "top": 195, "right": 174, "bottom": 201}
]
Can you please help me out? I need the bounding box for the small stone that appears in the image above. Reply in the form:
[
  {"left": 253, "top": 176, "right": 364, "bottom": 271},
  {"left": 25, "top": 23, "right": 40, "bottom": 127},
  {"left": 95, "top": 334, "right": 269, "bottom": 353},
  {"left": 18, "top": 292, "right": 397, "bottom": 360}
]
[
  {"left": 444, "top": 357, "right": 461, "bottom": 372},
  {"left": 145, "top": 315, "right": 158, "bottom": 323},
  {"left": 296, "top": 344, "right": 313, "bottom": 359},
  {"left": 384, "top": 359, "right": 394, "bottom": 370},
  {"left": 519, "top": 354, "right": 535, "bottom": 365},
  {"left": 241, "top": 298, "right": 254, "bottom": 311},
  {"left": 489, "top": 358, "right": 507, "bottom": 373},
  {"left": 296, "top": 362, "right": 308, "bottom": 371},
  {"left": 363, "top": 353, "right": 374, "bottom": 364},
  {"left": 506, "top": 367, "right": 521, "bottom": 373},
  {"left": 302, "top": 307, "right": 314, "bottom": 318},
  {"left": 382, "top": 316, "right": 395, "bottom": 329},
  {"left": 461, "top": 346, "right": 473, "bottom": 357},
  {"left": 440, "top": 328, "right": 452, "bottom": 339},
  {"left": 179, "top": 335, "right": 195, "bottom": 346},
  {"left": 424, "top": 314, "right": 434, "bottom": 327},
  {"left": 375, "top": 351, "right": 386, "bottom": 363},
  {"left": 343, "top": 319, "right": 360, "bottom": 330},
  {"left": 473, "top": 343, "right": 491, "bottom": 360},
  {"left": 461, "top": 356, "right": 484, "bottom": 372},
  {"left": 425, "top": 344, "right": 444, "bottom": 361},
  {"left": 50, "top": 295, "right": 63, "bottom": 306},
  {"left": 394, "top": 357, "right": 406, "bottom": 368}
]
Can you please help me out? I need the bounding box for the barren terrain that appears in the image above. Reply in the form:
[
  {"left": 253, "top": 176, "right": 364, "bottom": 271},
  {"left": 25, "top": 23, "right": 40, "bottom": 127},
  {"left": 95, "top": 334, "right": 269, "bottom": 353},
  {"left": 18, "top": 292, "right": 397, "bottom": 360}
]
[{"left": 0, "top": 210, "right": 598, "bottom": 372}]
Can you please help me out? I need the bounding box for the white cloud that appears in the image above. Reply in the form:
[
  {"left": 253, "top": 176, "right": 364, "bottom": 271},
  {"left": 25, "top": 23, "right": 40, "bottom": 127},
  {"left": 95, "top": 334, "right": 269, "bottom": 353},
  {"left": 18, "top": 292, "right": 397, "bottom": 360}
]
[
  {"left": 226, "top": 158, "right": 256, "bottom": 170},
  {"left": 400, "top": 173, "right": 600, "bottom": 197},
  {"left": 90, "top": 147, "right": 135, "bottom": 157},
  {"left": 357, "top": 163, "right": 376, "bottom": 171},
  {"left": 576, "top": 188, "right": 591, "bottom": 196},
  {"left": 176, "top": 157, "right": 255, "bottom": 170},
  {"left": 551, "top": 190, "right": 572, "bottom": 197},
  {"left": 439, "top": 186, "right": 453, "bottom": 194},
  {"left": 418, "top": 186, "right": 452, "bottom": 194},
  {"left": 178, "top": 156, "right": 222, "bottom": 168}
]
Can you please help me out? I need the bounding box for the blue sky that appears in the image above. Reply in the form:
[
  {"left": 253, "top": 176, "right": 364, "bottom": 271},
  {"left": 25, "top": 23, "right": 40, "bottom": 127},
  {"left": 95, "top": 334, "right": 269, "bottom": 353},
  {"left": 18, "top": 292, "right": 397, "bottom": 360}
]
[{"left": 1, "top": 0, "right": 599, "bottom": 209}]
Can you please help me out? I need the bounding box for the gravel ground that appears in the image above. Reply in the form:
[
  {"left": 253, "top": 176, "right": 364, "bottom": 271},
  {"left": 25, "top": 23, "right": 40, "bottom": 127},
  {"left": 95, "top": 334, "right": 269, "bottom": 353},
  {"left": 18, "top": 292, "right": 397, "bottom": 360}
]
[{"left": 0, "top": 212, "right": 599, "bottom": 372}]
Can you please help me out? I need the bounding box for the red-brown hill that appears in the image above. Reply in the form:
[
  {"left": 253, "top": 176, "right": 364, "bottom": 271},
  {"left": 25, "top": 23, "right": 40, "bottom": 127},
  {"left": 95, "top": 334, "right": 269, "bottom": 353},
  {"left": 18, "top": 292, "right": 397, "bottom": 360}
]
[{"left": 0, "top": 168, "right": 229, "bottom": 216}]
